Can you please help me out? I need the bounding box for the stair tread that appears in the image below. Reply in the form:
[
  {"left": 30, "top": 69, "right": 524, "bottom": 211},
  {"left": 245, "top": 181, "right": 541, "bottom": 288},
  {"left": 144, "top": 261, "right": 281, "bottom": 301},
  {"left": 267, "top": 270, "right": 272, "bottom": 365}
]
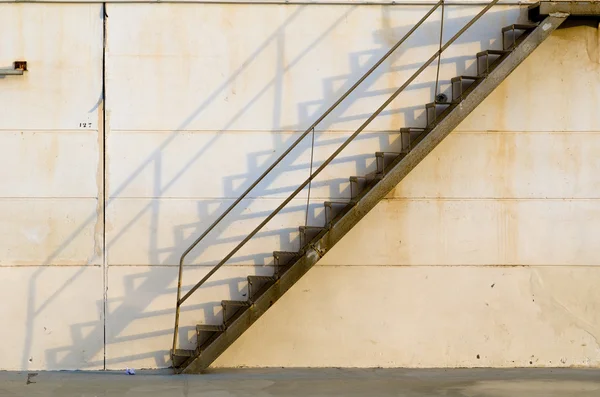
[
  {"left": 196, "top": 324, "right": 226, "bottom": 332},
  {"left": 364, "top": 171, "right": 384, "bottom": 180},
  {"left": 425, "top": 101, "right": 454, "bottom": 108},
  {"left": 221, "top": 300, "right": 251, "bottom": 307},
  {"left": 248, "top": 275, "right": 277, "bottom": 283},
  {"left": 375, "top": 151, "right": 402, "bottom": 155},
  {"left": 324, "top": 200, "right": 354, "bottom": 225},
  {"left": 502, "top": 23, "right": 537, "bottom": 32},
  {"left": 299, "top": 226, "right": 326, "bottom": 231},
  {"left": 272, "top": 251, "right": 299, "bottom": 277},
  {"left": 324, "top": 200, "right": 351, "bottom": 206},
  {"left": 477, "top": 49, "right": 511, "bottom": 57},
  {"left": 299, "top": 225, "right": 326, "bottom": 248},
  {"left": 172, "top": 349, "right": 195, "bottom": 357},
  {"left": 451, "top": 75, "right": 482, "bottom": 82},
  {"left": 273, "top": 250, "right": 299, "bottom": 256},
  {"left": 349, "top": 175, "right": 366, "bottom": 182}
]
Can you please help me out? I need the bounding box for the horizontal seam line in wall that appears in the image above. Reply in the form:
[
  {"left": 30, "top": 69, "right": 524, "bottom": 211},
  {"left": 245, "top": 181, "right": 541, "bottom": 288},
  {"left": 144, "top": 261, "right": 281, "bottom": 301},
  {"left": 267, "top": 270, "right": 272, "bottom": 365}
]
[
  {"left": 106, "top": 264, "right": 277, "bottom": 267},
  {"left": 384, "top": 197, "right": 600, "bottom": 201},
  {"left": 319, "top": 264, "right": 600, "bottom": 267},
  {"left": 104, "top": 197, "right": 600, "bottom": 201},
  {"left": 0, "top": 1, "right": 532, "bottom": 5},
  {"left": 0, "top": 264, "right": 102, "bottom": 267},
  {"left": 0, "top": 129, "right": 98, "bottom": 133},
  {"left": 453, "top": 130, "right": 600, "bottom": 134},
  {"left": 0, "top": 197, "right": 99, "bottom": 200},
  {"left": 106, "top": 196, "right": 333, "bottom": 200},
  {"left": 103, "top": 264, "right": 600, "bottom": 267},
  {"left": 107, "top": 129, "right": 400, "bottom": 134},
  {"left": 105, "top": 129, "right": 600, "bottom": 134}
]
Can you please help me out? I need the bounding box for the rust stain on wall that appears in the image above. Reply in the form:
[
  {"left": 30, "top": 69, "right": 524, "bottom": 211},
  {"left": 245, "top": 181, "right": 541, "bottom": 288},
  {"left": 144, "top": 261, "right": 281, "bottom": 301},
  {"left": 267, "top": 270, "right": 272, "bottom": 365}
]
[
  {"left": 488, "top": 81, "right": 507, "bottom": 132},
  {"left": 46, "top": 134, "right": 59, "bottom": 180},
  {"left": 493, "top": 130, "right": 516, "bottom": 198},
  {"left": 583, "top": 22, "right": 600, "bottom": 64},
  {"left": 380, "top": 7, "right": 397, "bottom": 48},
  {"left": 498, "top": 200, "right": 518, "bottom": 265}
]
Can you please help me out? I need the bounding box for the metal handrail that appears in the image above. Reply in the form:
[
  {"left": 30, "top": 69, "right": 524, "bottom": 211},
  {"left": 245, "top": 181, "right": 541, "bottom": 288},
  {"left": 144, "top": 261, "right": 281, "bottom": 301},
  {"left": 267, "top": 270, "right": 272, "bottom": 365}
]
[{"left": 172, "top": 0, "right": 497, "bottom": 354}]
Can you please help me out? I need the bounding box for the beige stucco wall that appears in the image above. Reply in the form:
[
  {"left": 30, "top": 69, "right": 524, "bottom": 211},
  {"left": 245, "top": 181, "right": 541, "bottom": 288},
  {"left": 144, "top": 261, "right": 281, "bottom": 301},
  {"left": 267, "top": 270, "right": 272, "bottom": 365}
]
[{"left": 0, "top": 2, "right": 599, "bottom": 370}]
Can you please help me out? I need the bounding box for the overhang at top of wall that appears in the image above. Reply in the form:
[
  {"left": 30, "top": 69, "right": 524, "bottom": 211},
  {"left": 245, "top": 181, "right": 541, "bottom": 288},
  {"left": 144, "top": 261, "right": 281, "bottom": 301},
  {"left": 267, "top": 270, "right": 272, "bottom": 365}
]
[
  {"left": 538, "top": 0, "right": 600, "bottom": 16},
  {"left": 0, "top": 0, "right": 532, "bottom": 4}
]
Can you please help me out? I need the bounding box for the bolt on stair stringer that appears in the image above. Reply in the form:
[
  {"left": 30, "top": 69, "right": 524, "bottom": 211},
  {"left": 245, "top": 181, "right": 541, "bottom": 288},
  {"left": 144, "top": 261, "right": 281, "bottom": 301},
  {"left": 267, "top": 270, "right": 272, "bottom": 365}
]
[{"left": 174, "top": 11, "right": 568, "bottom": 374}]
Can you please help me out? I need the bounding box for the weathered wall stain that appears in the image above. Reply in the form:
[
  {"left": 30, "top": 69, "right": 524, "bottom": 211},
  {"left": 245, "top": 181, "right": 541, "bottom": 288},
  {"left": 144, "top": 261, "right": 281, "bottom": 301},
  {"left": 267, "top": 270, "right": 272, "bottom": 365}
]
[{"left": 583, "top": 21, "right": 600, "bottom": 64}]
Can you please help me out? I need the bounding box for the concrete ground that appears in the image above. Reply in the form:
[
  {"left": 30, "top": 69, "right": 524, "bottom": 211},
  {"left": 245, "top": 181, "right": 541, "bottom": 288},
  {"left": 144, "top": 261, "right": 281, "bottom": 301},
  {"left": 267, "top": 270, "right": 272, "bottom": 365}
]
[{"left": 1, "top": 368, "right": 600, "bottom": 396}]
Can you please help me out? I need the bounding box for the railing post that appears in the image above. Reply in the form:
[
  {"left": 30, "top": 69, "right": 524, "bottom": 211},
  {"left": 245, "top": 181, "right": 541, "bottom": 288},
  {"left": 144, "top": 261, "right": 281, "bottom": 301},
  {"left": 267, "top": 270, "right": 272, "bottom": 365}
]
[{"left": 171, "top": 256, "right": 185, "bottom": 359}]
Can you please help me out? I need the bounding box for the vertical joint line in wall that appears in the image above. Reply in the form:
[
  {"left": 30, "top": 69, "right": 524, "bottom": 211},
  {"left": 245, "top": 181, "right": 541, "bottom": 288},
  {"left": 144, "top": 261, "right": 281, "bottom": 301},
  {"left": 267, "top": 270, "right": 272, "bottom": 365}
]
[{"left": 102, "top": 2, "right": 108, "bottom": 371}]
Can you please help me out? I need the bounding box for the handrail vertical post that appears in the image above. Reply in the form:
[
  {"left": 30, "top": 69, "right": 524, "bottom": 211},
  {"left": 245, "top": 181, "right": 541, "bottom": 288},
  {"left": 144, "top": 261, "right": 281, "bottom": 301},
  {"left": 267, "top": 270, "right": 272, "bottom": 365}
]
[{"left": 172, "top": 256, "right": 185, "bottom": 358}]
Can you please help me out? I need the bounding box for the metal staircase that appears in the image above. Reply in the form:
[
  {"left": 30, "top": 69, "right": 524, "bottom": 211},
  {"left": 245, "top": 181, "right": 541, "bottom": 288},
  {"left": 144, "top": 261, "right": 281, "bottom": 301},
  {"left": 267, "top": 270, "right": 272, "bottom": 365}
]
[{"left": 171, "top": 1, "right": 568, "bottom": 373}]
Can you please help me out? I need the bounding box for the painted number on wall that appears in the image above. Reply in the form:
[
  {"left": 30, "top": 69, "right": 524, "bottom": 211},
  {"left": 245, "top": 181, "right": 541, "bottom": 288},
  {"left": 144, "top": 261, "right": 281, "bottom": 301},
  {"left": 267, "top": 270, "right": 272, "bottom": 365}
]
[{"left": 79, "top": 122, "right": 93, "bottom": 129}]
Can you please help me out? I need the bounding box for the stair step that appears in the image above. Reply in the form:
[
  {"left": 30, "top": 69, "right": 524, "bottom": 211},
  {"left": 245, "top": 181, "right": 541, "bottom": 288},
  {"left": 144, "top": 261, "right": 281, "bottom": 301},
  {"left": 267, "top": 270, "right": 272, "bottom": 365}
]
[
  {"left": 196, "top": 324, "right": 226, "bottom": 333},
  {"left": 324, "top": 201, "right": 352, "bottom": 225},
  {"left": 299, "top": 226, "right": 326, "bottom": 248},
  {"left": 364, "top": 171, "right": 384, "bottom": 183},
  {"left": 450, "top": 75, "right": 481, "bottom": 83},
  {"left": 248, "top": 275, "right": 277, "bottom": 283},
  {"left": 273, "top": 251, "right": 299, "bottom": 278},
  {"left": 501, "top": 23, "right": 537, "bottom": 33},
  {"left": 425, "top": 99, "right": 457, "bottom": 127},
  {"left": 476, "top": 49, "right": 511, "bottom": 57},
  {"left": 425, "top": 101, "right": 454, "bottom": 108},
  {"left": 221, "top": 300, "right": 251, "bottom": 325},
  {"left": 273, "top": 251, "right": 298, "bottom": 266},
  {"left": 172, "top": 348, "right": 195, "bottom": 356},
  {"left": 222, "top": 300, "right": 251, "bottom": 307},
  {"left": 400, "top": 128, "right": 427, "bottom": 154},
  {"left": 451, "top": 76, "right": 484, "bottom": 101},
  {"left": 375, "top": 152, "right": 402, "bottom": 175},
  {"left": 247, "top": 275, "right": 277, "bottom": 301},
  {"left": 349, "top": 176, "right": 367, "bottom": 200},
  {"left": 502, "top": 23, "right": 538, "bottom": 50},
  {"left": 476, "top": 49, "right": 511, "bottom": 76},
  {"left": 349, "top": 174, "right": 382, "bottom": 200},
  {"left": 171, "top": 349, "right": 195, "bottom": 368},
  {"left": 195, "top": 324, "right": 225, "bottom": 348}
]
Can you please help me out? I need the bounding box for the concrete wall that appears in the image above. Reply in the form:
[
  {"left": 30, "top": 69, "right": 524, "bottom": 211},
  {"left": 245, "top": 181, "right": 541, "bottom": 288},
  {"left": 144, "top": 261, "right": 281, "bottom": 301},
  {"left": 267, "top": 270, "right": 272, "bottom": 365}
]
[
  {"left": 1, "top": 1, "right": 599, "bottom": 370},
  {"left": 0, "top": 4, "right": 104, "bottom": 370}
]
